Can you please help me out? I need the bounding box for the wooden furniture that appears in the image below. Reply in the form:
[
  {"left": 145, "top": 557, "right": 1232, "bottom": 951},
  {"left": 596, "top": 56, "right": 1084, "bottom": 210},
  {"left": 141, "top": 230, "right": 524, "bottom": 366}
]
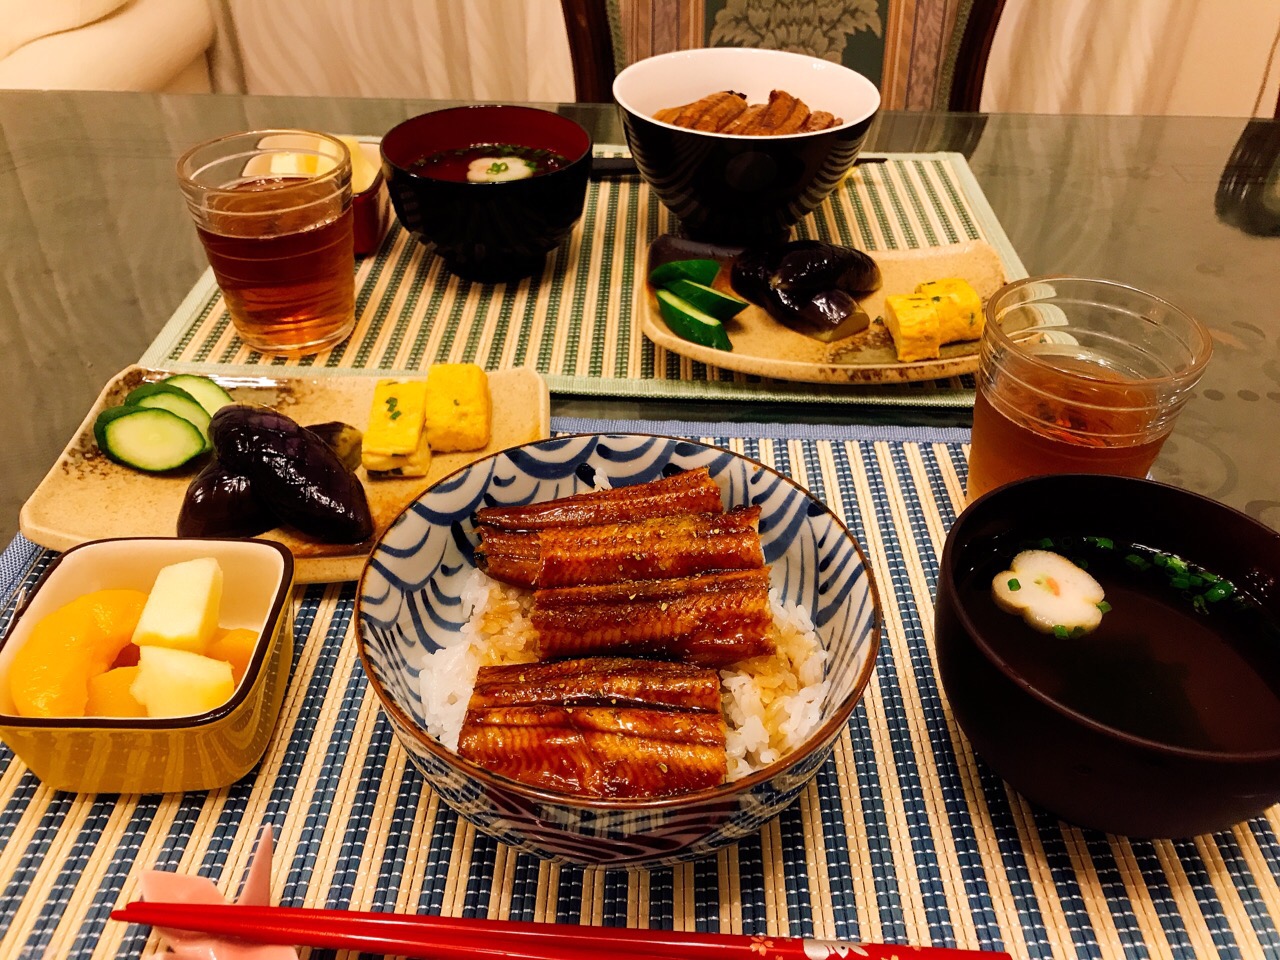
[{"left": 558, "top": 0, "right": 1007, "bottom": 109}]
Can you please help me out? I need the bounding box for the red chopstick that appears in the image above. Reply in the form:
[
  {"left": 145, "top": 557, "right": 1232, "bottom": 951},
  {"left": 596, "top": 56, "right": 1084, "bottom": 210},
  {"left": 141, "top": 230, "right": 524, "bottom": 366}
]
[{"left": 112, "top": 901, "right": 1011, "bottom": 960}]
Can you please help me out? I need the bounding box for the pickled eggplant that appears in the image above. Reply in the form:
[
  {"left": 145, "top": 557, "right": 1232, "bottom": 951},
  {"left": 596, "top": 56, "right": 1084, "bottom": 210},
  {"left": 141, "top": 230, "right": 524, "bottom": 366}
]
[
  {"left": 210, "top": 405, "right": 374, "bottom": 544},
  {"left": 769, "top": 287, "right": 871, "bottom": 341},
  {"left": 647, "top": 234, "right": 745, "bottom": 275},
  {"left": 305, "top": 421, "right": 363, "bottom": 473},
  {"left": 731, "top": 240, "right": 879, "bottom": 341},
  {"left": 177, "top": 461, "right": 276, "bottom": 538}
]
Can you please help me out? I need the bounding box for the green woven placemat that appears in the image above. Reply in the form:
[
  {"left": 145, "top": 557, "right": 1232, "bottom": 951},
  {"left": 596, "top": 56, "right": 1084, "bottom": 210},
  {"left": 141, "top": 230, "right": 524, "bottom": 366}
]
[{"left": 141, "top": 150, "right": 1025, "bottom": 407}]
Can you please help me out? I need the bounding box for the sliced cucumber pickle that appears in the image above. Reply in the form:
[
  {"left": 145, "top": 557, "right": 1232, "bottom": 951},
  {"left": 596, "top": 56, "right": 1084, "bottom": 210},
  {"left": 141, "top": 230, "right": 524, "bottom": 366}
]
[
  {"left": 648, "top": 258, "right": 720, "bottom": 287},
  {"left": 665, "top": 278, "right": 748, "bottom": 321},
  {"left": 162, "top": 374, "right": 234, "bottom": 416},
  {"left": 655, "top": 289, "right": 733, "bottom": 352},
  {"left": 123, "top": 383, "right": 211, "bottom": 448},
  {"left": 93, "top": 406, "right": 208, "bottom": 472}
]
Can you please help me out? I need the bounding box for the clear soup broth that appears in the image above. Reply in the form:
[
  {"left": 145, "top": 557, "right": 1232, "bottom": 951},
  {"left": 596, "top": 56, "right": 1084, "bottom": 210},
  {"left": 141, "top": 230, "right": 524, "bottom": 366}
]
[
  {"left": 960, "top": 535, "right": 1280, "bottom": 753},
  {"left": 410, "top": 144, "right": 571, "bottom": 182}
]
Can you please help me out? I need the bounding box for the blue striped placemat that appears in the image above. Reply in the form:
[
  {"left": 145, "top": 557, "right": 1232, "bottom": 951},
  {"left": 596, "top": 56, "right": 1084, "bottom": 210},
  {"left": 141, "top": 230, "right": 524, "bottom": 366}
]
[
  {"left": 138, "top": 150, "right": 1025, "bottom": 408},
  {"left": 2, "top": 419, "right": 1277, "bottom": 960}
]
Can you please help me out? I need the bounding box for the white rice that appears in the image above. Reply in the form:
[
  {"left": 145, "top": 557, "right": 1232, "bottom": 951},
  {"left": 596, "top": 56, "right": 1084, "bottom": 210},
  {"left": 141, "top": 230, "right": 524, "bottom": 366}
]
[{"left": 419, "top": 568, "right": 828, "bottom": 780}]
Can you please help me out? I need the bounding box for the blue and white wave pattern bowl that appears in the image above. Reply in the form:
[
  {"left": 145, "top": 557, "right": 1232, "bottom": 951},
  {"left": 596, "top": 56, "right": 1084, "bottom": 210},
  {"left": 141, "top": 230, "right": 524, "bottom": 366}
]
[{"left": 356, "top": 434, "right": 881, "bottom": 866}]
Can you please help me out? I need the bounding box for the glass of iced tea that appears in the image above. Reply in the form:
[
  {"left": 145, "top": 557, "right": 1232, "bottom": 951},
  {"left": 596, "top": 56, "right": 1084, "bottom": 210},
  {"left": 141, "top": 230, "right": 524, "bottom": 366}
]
[
  {"left": 966, "top": 276, "right": 1212, "bottom": 502},
  {"left": 177, "top": 130, "right": 356, "bottom": 353}
]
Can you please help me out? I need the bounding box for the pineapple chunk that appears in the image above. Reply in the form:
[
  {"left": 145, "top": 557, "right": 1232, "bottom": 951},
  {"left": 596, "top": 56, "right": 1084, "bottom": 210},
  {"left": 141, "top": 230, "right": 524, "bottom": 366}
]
[
  {"left": 130, "top": 646, "right": 235, "bottom": 717},
  {"left": 915, "top": 277, "right": 984, "bottom": 344},
  {"left": 883, "top": 294, "right": 942, "bottom": 362},
  {"left": 423, "top": 364, "right": 490, "bottom": 452},
  {"left": 131, "top": 558, "right": 223, "bottom": 654}
]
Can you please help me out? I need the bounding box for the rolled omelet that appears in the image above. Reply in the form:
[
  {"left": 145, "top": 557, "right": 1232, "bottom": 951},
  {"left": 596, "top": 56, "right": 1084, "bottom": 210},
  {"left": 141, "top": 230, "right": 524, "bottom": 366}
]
[
  {"left": 915, "top": 278, "right": 984, "bottom": 344},
  {"left": 882, "top": 294, "right": 942, "bottom": 363},
  {"left": 423, "top": 364, "right": 490, "bottom": 452}
]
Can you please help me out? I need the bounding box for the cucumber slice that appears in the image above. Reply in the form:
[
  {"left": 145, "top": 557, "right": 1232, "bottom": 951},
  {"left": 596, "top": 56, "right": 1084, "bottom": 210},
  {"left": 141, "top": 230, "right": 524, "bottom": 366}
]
[
  {"left": 665, "top": 279, "right": 748, "bottom": 321},
  {"left": 123, "top": 383, "right": 211, "bottom": 447},
  {"left": 649, "top": 258, "right": 720, "bottom": 287},
  {"left": 162, "top": 374, "right": 234, "bottom": 416},
  {"left": 93, "top": 406, "right": 208, "bottom": 472},
  {"left": 655, "top": 289, "right": 733, "bottom": 351}
]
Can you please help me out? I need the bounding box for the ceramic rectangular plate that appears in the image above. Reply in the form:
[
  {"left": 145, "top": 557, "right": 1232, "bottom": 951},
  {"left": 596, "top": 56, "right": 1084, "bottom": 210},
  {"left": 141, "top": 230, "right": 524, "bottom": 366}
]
[
  {"left": 641, "top": 239, "right": 1008, "bottom": 383},
  {"left": 19, "top": 367, "right": 551, "bottom": 583}
]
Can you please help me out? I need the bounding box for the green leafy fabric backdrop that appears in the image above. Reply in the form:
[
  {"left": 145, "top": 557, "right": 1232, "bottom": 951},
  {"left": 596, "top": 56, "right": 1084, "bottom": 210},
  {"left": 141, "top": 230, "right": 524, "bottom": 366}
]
[{"left": 703, "top": 0, "right": 888, "bottom": 88}]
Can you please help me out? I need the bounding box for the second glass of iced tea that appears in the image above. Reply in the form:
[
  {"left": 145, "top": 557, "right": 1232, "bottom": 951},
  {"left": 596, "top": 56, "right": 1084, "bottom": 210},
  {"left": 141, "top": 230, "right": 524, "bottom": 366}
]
[
  {"left": 177, "top": 130, "right": 356, "bottom": 353},
  {"left": 966, "top": 277, "right": 1212, "bottom": 502}
]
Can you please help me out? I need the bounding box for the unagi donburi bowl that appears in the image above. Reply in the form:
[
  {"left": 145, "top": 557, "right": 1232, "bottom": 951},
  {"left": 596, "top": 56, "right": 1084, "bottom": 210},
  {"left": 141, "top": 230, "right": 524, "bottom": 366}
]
[
  {"left": 356, "top": 434, "right": 881, "bottom": 866},
  {"left": 613, "top": 48, "right": 880, "bottom": 243}
]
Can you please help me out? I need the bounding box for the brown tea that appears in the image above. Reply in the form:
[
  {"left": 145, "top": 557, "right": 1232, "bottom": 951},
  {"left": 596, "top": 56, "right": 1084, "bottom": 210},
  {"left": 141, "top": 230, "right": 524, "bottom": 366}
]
[
  {"left": 967, "top": 354, "right": 1166, "bottom": 501},
  {"left": 197, "top": 176, "right": 354, "bottom": 353}
]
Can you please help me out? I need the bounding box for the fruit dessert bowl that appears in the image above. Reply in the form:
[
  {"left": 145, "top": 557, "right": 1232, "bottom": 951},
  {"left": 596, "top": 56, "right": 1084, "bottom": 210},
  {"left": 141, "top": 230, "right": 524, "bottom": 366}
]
[{"left": 0, "top": 537, "right": 294, "bottom": 794}]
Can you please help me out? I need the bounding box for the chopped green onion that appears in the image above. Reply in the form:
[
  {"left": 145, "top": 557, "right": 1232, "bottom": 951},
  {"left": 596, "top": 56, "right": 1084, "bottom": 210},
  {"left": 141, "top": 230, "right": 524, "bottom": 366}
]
[
  {"left": 487, "top": 161, "right": 509, "bottom": 175},
  {"left": 1205, "top": 582, "right": 1235, "bottom": 602},
  {"left": 1007, "top": 578, "right": 1021, "bottom": 591},
  {"left": 1168, "top": 556, "right": 1189, "bottom": 574},
  {"left": 1126, "top": 554, "right": 1151, "bottom": 571},
  {"left": 1076, "top": 558, "right": 1089, "bottom": 570},
  {"left": 1186, "top": 575, "right": 1204, "bottom": 589},
  {"left": 1085, "top": 536, "right": 1115, "bottom": 550},
  {"left": 390, "top": 410, "right": 402, "bottom": 420},
  {"left": 1097, "top": 600, "right": 1112, "bottom": 613},
  {"left": 1193, "top": 594, "right": 1208, "bottom": 614},
  {"left": 1071, "top": 626, "right": 1087, "bottom": 638},
  {"left": 1039, "top": 538, "right": 1055, "bottom": 549},
  {"left": 1053, "top": 625, "right": 1069, "bottom": 639},
  {"left": 1170, "top": 576, "right": 1191, "bottom": 589}
]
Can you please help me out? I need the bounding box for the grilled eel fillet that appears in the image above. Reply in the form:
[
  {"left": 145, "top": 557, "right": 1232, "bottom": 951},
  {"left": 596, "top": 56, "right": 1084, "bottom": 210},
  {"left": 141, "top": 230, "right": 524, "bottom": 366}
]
[
  {"left": 475, "top": 467, "right": 723, "bottom": 531},
  {"left": 531, "top": 568, "right": 775, "bottom": 666},
  {"left": 457, "top": 657, "right": 726, "bottom": 798},
  {"left": 476, "top": 505, "right": 764, "bottom": 588},
  {"left": 655, "top": 90, "right": 841, "bottom": 134}
]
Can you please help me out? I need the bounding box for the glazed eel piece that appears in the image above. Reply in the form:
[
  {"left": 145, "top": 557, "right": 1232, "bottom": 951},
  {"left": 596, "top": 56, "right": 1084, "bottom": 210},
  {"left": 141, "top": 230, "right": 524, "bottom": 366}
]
[
  {"left": 476, "top": 505, "right": 764, "bottom": 588},
  {"left": 473, "top": 467, "right": 723, "bottom": 532},
  {"left": 531, "top": 568, "right": 775, "bottom": 667},
  {"left": 457, "top": 657, "right": 727, "bottom": 799}
]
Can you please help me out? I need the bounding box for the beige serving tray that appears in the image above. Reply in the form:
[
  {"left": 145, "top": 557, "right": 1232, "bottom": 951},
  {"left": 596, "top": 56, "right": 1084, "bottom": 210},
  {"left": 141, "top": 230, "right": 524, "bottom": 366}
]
[
  {"left": 641, "top": 239, "right": 1008, "bottom": 384},
  {"left": 20, "top": 366, "right": 551, "bottom": 583}
]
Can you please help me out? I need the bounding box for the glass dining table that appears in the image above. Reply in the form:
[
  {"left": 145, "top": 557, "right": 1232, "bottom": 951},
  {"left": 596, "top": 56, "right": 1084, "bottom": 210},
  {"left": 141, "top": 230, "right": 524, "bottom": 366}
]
[{"left": 1, "top": 91, "right": 1279, "bottom": 959}]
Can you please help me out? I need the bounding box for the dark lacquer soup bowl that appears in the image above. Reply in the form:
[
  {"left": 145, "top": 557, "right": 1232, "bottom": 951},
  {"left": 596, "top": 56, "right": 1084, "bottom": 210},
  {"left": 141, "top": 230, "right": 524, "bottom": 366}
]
[
  {"left": 613, "top": 47, "right": 880, "bottom": 243},
  {"left": 356, "top": 434, "right": 881, "bottom": 866},
  {"left": 380, "top": 105, "right": 591, "bottom": 282},
  {"left": 936, "top": 474, "right": 1280, "bottom": 838}
]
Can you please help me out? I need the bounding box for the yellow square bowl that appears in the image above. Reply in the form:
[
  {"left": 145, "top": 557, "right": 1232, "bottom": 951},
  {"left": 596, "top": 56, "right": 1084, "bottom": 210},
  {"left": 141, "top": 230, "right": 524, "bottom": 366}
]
[{"left": 0, "top": 537, "right": 294, "bottom": 794}]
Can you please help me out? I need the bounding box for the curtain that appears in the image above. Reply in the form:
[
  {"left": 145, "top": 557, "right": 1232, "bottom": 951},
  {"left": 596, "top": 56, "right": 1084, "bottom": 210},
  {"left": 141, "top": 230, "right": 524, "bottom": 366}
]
[
  {"left": 982, "top": 0, "right": 1280, "bottom": 117},
  {"left": 214, "top": 0, "right": 576, "bottom": 102}
]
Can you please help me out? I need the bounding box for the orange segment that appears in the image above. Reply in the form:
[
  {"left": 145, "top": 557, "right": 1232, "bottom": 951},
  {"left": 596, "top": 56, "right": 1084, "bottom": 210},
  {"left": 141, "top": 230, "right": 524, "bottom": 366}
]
[
  {"left": 207, "top": 628, "right": 260, "bottom": 686},
  {"left": 9, "top": 589, "right": 148, "bottom": 718},
  {"left": 85, "top": 666, "right": 146, "bottom": 718}
]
